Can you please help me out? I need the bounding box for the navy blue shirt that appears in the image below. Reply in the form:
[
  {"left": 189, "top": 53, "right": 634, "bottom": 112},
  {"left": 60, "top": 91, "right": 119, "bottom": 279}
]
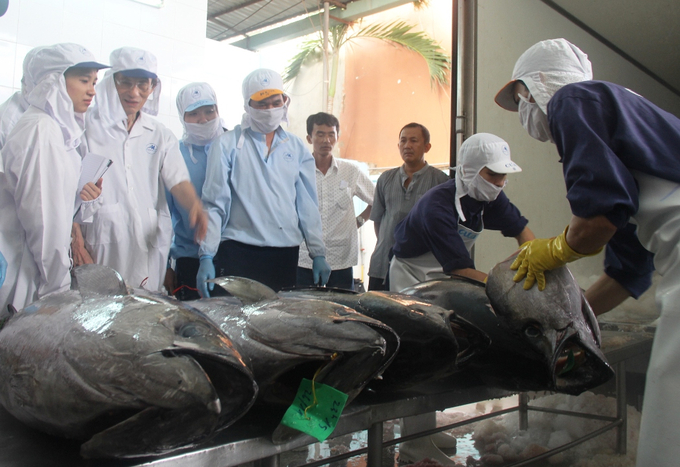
[
  {"left": 548, "top": 81, "right": 671, "bottom": 295},
  {"left": 392, "top": 179, "right": 528, "bottom": 273}
]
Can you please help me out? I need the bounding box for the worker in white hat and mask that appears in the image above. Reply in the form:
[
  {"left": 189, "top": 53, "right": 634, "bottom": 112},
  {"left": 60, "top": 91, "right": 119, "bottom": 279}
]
[
  {"left": 0, "top": 43, "right": 108, "bottom": 312},
  {"left": 389, "top": 133, "right": 533, "bottom": 466},
  {"left": 390, "top": 133, "right": 534, "bottom": 291},
  {"left": 496, "top": 38, "right": 679, "bottom": 466},
  {"left": 166, "top": 82, "right": 225, "bottom": 300},
  {"left": 197, "top": 68, "right": 331, "bottom": 297},
  {"left": 82, "top": 47, "right": 207, "bottom": 292}
]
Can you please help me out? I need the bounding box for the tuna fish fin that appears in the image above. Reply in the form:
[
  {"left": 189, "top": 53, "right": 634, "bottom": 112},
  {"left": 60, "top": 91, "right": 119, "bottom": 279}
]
[
  {"left": 71, "top": 264, "right": 128, "bottom": 298},
  {"left": 581, "top": 292, "right": 602, "bottom": 346},
  {"left": 208, "top": 276, "right": 278, "bottom": 305}
]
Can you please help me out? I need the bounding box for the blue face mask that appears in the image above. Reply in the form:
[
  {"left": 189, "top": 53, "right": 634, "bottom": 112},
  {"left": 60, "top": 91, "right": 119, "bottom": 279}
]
[{"left": 518, "top": 94, "right": 553, "bottom": 143}]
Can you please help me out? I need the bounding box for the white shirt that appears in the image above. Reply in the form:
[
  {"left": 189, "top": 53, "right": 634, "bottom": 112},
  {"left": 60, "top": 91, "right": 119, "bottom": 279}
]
[
  {"left": 0, "top": 107, "right": 81, "bottom": 311},
  {"left": 298, "top": 157, "right": 374, "bottom": 270},
  {"left": 0, "top": 92, "right": 29, "bottom": 151},
  {"left": 82, "top": 112, "right": 189, "bottom": 291}
]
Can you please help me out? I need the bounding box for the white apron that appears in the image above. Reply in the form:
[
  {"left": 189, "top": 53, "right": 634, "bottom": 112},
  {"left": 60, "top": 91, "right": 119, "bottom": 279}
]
[
  {"left": 630, "top": 171, "right": 680, "bottom": 466},
  {"left": 389, "top": 222, "right": 482, "bottom": 292}
]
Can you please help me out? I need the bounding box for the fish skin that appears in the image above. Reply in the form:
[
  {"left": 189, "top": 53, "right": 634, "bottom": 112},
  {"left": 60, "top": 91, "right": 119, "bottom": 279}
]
[
  {"left": 402, "top": 254, "right": 614, "bottom": 395},
  {"left": 190, "top": 277, "right": 400, "bottom": 444},
  {"left": 279, "top": 288, "right": 490, "bottom": 391},
  {"left": 0, "top": 267, "right": 258, "bottom": 459}
]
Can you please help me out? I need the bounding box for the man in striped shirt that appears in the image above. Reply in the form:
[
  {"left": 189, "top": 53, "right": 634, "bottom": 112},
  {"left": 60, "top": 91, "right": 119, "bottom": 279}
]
[{"left": 367, "top": 122, "right": 449, "bottom": 291}]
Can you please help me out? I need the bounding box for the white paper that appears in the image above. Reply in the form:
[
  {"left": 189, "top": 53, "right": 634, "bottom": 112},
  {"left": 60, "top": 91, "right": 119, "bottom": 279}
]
[{"left": 74, "top": 153, "right": 112, "bottom": 216}]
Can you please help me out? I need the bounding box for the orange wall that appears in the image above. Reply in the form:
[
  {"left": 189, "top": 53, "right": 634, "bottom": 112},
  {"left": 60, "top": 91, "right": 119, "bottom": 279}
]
[{"left": 337, "top": 4, "right": 453, "bottom": 170}]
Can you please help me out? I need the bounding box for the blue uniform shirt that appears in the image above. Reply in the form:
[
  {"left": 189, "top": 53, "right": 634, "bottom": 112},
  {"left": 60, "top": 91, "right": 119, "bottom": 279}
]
[
  {"left": 167, "top": 141, "right": 209, "bottom": 259},
  {"left": 548, "top": 81, "right": 670, "bottom": 295},
  {"left": 199, "top": 125, "right": 325, "bottom": 259},
  {"left": 392, "top": 179, "right": 528, "bottom": 272}
]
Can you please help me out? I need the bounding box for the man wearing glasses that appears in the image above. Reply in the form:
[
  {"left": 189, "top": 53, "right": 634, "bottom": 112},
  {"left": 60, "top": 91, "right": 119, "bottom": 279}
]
[{"left": 82, "top": 47, "right": 207, "bottom": 293}]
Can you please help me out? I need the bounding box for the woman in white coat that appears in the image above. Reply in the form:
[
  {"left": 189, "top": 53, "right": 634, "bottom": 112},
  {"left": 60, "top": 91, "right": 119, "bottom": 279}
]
[
  {"left": 82, "top": 47, "right": 207, "bottom": 292},
  {"left": 0, "top": 43, "right": 108, "bottom": 313}
]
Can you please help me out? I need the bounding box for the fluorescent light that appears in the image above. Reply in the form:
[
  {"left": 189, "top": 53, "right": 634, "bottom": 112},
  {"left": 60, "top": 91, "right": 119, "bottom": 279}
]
[{"left": 129, "top": 0, "right": 165, "bottom": 8}]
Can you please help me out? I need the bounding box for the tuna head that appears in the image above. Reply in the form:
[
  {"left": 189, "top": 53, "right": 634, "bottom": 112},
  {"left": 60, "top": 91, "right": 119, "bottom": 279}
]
[
  {"left": 0, "top": 269, "right": 257, "bottom": 459},
  {"left": 485, "top": 253, "right": 614, "bottom": 395}
]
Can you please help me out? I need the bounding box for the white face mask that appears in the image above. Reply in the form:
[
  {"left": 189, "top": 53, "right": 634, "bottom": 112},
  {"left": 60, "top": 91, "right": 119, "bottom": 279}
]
[
  {"left": 518, "top": 94, "right": 553, "bottom": 143},
  {"left": 183, "top": 117, "right": 223, "bottom": 146},
  {"left": 247, "top": 106, "right": 286, "bottom": 134},
  {"left": 468, "top": 172, "right": 505, "bottom": 202}
]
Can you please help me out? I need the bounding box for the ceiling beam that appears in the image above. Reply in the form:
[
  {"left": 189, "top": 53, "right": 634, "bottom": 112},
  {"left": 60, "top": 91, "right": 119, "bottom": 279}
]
[
  {"left": 208, "top": 0, "right": 264, "bottom": 21},
  {"left": 229, "top": 0, "right": 413, "bottom": 51}
]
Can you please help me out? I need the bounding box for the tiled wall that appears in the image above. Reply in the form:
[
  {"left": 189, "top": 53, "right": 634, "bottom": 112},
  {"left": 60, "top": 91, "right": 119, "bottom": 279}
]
[{"left": 0, "top": 0, "right": 261, "bottom": 138}]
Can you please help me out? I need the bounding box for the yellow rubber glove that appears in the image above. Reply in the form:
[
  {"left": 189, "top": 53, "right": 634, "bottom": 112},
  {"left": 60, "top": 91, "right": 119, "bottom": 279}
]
[{"left": 510, "top": 226, "right": 602, "bottom": 291}]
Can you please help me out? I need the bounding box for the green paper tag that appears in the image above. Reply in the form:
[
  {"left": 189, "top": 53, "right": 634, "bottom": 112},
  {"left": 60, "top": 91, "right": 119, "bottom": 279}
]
[{"left": 280, "top": 378, "right": 349, "bottom": 442}]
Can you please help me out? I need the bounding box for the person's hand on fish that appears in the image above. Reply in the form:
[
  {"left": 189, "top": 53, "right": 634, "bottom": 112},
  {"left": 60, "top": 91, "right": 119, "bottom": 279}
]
[
  {"left": 511, "top": 226, "right": 591, "bottom": 291},
  {"left": 312, "top": 256, "right": 331, "bottom": 286},
  {"left": 0, "top": 249, "right": 6, "bottom": 288},
  {"left": 197, "top": 256, "right": 215, "bottom": 298}
]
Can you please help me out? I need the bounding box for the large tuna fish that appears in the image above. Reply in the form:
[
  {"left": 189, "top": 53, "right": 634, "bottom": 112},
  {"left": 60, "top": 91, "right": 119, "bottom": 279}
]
[
  {"left": 191, "top": 276, "right": 400, "bottom": 443},
  {"left": 0, "top": 265, "right": 258, "bottom": 459},
  {"left": 279, "top": 288, "right": 489, "bottom": 391},
  {"left": 401, "top": 253, "right": 614, "bottom": 395}
]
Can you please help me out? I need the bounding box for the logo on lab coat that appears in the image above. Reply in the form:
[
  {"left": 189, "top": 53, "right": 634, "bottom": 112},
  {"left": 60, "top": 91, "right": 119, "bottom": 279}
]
[
  {"left": 146, "top": 143, "right": 158, "bottom": 154},
  {"left": 284, "top": 153, "right": 293, "bottom": 161}
]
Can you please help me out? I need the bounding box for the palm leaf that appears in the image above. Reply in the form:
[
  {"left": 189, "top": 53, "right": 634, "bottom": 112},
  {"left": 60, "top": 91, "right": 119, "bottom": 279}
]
[
  {"left": 346, "top": 21, "right": 451, "bottom": 88},
  {"left": 282, "top": 36, "right": 324, "bottom": 83}
]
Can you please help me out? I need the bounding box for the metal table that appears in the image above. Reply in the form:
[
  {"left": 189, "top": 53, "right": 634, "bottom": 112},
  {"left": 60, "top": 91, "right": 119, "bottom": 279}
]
[{"left": 0, "top": 329, "right": 653, "bottom": 467}]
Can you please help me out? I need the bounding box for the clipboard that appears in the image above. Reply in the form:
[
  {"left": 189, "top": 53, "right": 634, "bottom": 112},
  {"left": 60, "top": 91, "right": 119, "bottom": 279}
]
[{"left": 74, "top": 153, "right": 113, "bottom": 219}]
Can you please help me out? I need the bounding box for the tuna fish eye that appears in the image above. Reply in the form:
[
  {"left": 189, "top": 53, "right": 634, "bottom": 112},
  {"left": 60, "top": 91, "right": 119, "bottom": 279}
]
[
  {"left": 523, "top": 324, "right": 542, "bottom": 339},
  {"left": 179, "top": 323, "right": 208, "bottom": 338}
]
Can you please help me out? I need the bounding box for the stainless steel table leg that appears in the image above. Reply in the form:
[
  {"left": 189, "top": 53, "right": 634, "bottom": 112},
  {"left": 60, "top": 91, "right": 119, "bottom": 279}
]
[
  {"left": 367, "top": 421, "right": 384, "bottom": 467},
  {"left": 616, "top": 361, "right": 627, "bottom": 454},
  {"left": 519, "top": 392, "right": 529, "bottom": 431},
  {"left": 254, "top": 454, "right": 280, "bottom": 467}
]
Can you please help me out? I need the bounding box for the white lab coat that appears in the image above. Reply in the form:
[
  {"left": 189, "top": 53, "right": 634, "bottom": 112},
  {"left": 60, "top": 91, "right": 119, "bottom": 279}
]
[
  {"left": 0, "top": 107, "right": 81, "bottom": 311},
  {"left": 0, "top": 92, "right": 29, "bottom": 151},
  {"left": 82, "top": 111, "right": 189, "bottom": 291}
]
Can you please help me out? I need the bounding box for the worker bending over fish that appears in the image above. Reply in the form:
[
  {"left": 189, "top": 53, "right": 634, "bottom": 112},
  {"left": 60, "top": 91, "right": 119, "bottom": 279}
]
[
  {"left": 495, "top": 37, "right": 678, "bottom": 467},
  {"left": 389, "top": 132, "right": 534, "bottom": 466}
]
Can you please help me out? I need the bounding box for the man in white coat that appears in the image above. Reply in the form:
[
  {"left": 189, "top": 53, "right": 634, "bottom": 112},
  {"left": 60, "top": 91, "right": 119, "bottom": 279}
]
[
  {"left": 0, "top": 43, "right": 108, "bottom": 312},
  {"left": 83, "top": 47, "right": 207, "bottom": 291}
]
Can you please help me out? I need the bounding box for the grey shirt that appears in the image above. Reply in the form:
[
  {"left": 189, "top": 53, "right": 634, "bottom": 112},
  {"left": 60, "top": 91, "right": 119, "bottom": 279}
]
[{"left": 368, "top": 163, "right": 449, "bottom": 279}]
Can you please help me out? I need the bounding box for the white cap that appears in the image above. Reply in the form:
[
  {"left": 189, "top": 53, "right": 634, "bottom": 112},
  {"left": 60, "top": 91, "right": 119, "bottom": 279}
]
[
  {"left": 177, "top": 82, "right": 218, "bottom": 114},
  {"left": 458, "top": 133, "right": 521, "bottom": 174},
  {"left": 109, "top": 47, "right": 158, "bottom": 79},
  {"left": 242, "top": 68, "right": 284, "bottom": 103},
  {"left": 31, "top": 43, "right": 108, "bottom": 85},
  {"left": 454, "top": 133, "right": 519, "bottom": 222},
  {"left": 495, "top": 38, "right": 592, "bottom": 113}
]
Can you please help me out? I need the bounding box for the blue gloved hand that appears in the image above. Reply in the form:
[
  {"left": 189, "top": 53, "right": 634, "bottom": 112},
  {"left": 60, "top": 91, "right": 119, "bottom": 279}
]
[
  {"left": 197, "top": 256, "right": 215, "bottom": 298},
  {"left": 312, "top": 256, "right": 331, "bottom": 286},
  {"left": 0, "top": 249, "right": 6, "bottom": 288}
]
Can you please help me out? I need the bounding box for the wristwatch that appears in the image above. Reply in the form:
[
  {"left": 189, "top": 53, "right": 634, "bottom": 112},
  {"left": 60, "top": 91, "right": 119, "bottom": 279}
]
[{"left": 356, "top": 216, "right": 366, "bottom": 227}]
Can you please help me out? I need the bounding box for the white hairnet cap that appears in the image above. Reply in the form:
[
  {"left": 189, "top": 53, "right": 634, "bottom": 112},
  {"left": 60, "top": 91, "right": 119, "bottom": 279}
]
[
  {"left": 109, "top": 47, "right": 158, "bottom": 79},
  {"left": 242, "top": 68, "right": 284, "bottom": 103},
  {"left": 176, "top": 82, "right": 217, "bottom": 114},
  {"left": 21, "top": 46, "right": 47, "bottom": 96},
  {"left": 454, "top": 133, "right": 519, "bottom": 221},
  {"left": 458, "top": 133, "right": 521, "bottom": 175},
  {"left": 495, "top": 38, "right": 593, "bottom": 113},
  {"left": 31, "top": 43, "right": 108, "bottom": 85}
]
